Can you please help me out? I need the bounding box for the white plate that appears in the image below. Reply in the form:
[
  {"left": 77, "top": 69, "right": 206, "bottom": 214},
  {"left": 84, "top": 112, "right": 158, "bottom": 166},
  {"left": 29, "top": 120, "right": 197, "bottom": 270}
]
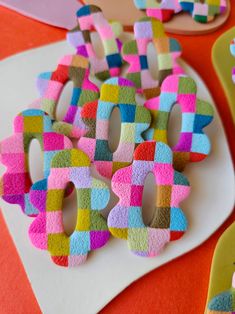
[{"left": 0, "top": 41, "right": 234, "bottom": 314}]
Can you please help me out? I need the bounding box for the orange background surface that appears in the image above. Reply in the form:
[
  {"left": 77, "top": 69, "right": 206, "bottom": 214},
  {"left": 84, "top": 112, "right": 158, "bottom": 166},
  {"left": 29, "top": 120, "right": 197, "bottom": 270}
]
[{"left": 0, "top": 5, "right": 234, "bottom": 314}]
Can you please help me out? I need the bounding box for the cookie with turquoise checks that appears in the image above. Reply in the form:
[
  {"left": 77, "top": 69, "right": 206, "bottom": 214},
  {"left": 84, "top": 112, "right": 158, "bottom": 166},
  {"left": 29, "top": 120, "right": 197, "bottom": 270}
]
[
  {"left": 144, "top": 74, "right": 214, "bottom": 171},
  {"left": 78, "top": 77, "right": 151, "bottom": 179},
  {"left": 108, "top": 141, "right": 191, "bottom": 257},
  {"left": 207, "top": 273, "right": 235, "bottom": 313},
  {"left": 0, "top": 109, "right": 73, "bottom": 216},
  {"left": 230, "top": 38, "right": 235, "bottom": 83},
  {"left": 29, "top": 148, "right": 110, "bottom": 267},
  {"left": 122, "top": 17, "right": 184, "bottom": 100},
  {"left": 67, "top": 5, "right": 123, "bottom": 81},
  {"left": 31, "top": 54, "right": 99, "bottom": 139},
  {"left": 179, "top": 0, "right": 227, "bottom": 23},
  {"left": 134, "top": 0, "right": 182, "bottom": 22}
]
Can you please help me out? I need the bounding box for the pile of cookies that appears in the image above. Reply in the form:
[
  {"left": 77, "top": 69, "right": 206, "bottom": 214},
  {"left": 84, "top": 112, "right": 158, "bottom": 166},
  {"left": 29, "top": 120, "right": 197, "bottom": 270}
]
[{"left": 0, "top": 5, "right": 214, "bottom": 267}]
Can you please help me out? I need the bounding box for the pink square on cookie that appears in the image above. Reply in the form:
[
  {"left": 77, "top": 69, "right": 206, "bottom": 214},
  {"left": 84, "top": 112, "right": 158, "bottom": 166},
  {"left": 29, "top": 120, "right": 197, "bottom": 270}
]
[
  {"left": 0, "top": 134, "right": 24, "bottom": 154},
  {"left": 148, "top": 228, "right": 170, "bottom": 256},
  {"left": 46, "top": 211, "right": 64, "bottom": 234},
  {"left": 43, "top": 133, "right": 64, "bottom": 151},
  {"left": 95, "top": 161, "right": 113, "bottom": 178},
  {"left": 178, "top": 94, "right": 196, "bottom": 112},
  {"left": 14, "top": 116, "right": 24, "bottom": 132},
  {"left": 96, "top": 120, "right": 109, "bottom": 140},
  {"left": 113, "top": 143, "right": 135, "bottom": 162},
  {"left": 48, "top": 168, "right": 69, "bottom": 189},
  {"left": 78, "top": 138, "right": 96, "bottom": 160}
]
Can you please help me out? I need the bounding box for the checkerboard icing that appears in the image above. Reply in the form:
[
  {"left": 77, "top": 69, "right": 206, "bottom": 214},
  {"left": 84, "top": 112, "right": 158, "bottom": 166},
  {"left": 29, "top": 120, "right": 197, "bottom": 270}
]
[
  {"left": 29, "top": 149, "right": 110, "bottom": 267},
  {"left": 108, "top": 141, "right": 190, "bottom": 257},
  {"left": 144, "top": 74, "right": 214, "bottom": 171},
  {"left": 230, "top": 39, "right": 235, "bottom": 83},
  {"left": 78, "top": 77, "right": 151, "bottom": 179},
  {"left": 0, "top": 109, "right": 73, "bottom": 216},
  {"left": 207, "top": 273, "right": 235, "bottom": 313},
  {"left": 67, "top": 5, "right": 123, "bottom": 81},
  {"left": 179, "top": 0, "right": 227, "bottom": 23},
  {"left": 32, "top": 54, "right": 99, "bottom": 139},
  {"left": 134, "top": 0, "right": 182, "bottom": 22},
  {"left": 122, "top": 17, "right": 184, "bottom": 100}
]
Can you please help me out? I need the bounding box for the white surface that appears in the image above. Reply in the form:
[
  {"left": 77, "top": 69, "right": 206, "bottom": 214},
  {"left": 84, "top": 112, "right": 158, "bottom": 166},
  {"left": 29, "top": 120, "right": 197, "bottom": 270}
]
[{"left": 0, "top": 41, "right": 234, "bottom": 314}]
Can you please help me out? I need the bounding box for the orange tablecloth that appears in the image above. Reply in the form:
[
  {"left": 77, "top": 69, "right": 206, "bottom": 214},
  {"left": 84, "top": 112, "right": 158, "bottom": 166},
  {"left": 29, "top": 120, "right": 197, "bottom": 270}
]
[{"left": 0, "top": 5, "right": 234, "bottom": 314}]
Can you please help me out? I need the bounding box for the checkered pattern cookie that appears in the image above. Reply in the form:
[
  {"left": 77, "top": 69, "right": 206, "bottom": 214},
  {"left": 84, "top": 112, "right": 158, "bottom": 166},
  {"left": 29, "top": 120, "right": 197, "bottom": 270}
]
[
  {"left": 179, "top": 0, "right": 227, "bottom": 23},
  {"left": 207, "top": 273, "right": 235, "bottom": 313},
  {"left": 31, "top": 54, "right": 99, "bottom": 139},
  {"left": 230, "top": 39, "right": 235, "bottom": 83},
  {"left": 0, "top": 109, "right": 73, "bottom": 216},
  {"left": 144, "top": 75, "right": 214, "bottom": 171},
  {"left": 134, "top": 0, "right": 182, "bottom": 22},
  {"left": 122, "top": 17, "right": 184, "bottom": 100},
  {"left": 108, "top": 141, "right": 190, "bottom": 257},
  {"left": 78, "top": 77, "right": 151, "bottom": 179},
  {"left": 67, "top": 5, "right": 123, "bottom": 81},
  {"left": 29, "top": 149, "right": 110, "bottom": 267}
]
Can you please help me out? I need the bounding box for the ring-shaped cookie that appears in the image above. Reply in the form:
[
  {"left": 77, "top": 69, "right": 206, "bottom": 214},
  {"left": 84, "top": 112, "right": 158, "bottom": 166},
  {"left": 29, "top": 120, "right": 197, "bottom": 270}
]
[
  {"left": 29, "top": 148, "right": 110, "bottom": 267},
  {"left": 32, "top": 54, "right": 99, "bottom": 139},
  {"left": 78, "top": 77, "right": 151, "bottom": 179},
  {"left": 179, "top": 0, "right": 227, "bottom": 23},
  {"left": 134, "top": 0, "right": 182, "bottom": 22},
  {"left": 67, "top": 5, "right": 123, "bottom": 81},
  {"left": 122, "top": 17, "right": 184, "bottom": 99},
  {"left": 0, "top": 109, "right": 73, "bottom": 216},
  {"left": 108, "top": 141, "right": 190, "bottom": 257},
  {"left": 144, "top": 74, "right": 214, "bottom": 171}
]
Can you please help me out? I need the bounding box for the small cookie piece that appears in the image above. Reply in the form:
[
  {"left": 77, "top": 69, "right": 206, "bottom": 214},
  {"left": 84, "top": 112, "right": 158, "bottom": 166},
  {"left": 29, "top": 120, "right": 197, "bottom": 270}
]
[
  {"left": 67, "top": 5, "right": 123, "bottom": 81},
  {"left": 78, "top": 77, "right": 151, "bottom": 179},
  {"left": 122, "top": 17, "right": 184, "bottom": 99},
  {"left": 32, "top": 54, "right": 99, "bottom": 139},
  {"left": 144, "top": 74, "right": 214, "bottom": 171},
  {"left": 230, "top": 39, "right": 235, "bottom": 83},
  {"left": 134, "top": 0, "right": 182, "bottom": 22},
  {"left": 29, "top": 149, "right": 110, "bottom": 267},
  {"left": 0, "top": 109, "right": 73, "bottom": 216},
  {"left": 207, "top": 273, "right": 235, "bottom": 313},
  {"left": 108, "top": 141, "right": 190, "bottom": 257},
  {"left": 179, "top": 0, "right": 227, "bottom": 23}
]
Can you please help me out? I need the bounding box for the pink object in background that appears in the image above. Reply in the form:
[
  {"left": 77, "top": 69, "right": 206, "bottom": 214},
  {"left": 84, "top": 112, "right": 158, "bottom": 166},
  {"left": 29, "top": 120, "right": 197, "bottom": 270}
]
[{"left": 0, "top": 0, "right": 82, "bottom": 29}]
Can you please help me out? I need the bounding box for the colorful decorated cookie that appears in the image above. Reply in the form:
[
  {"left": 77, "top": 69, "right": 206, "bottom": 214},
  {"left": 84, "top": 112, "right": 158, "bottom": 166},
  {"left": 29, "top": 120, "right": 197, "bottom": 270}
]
[
  {"left": 108, "top": 141, "right": 190, "bottom": 257},
  {"left": 230, "top": 39, "right": 235, "bottom": 83},
  {"left": 29, "top": 148, "right": 110, "bottom": 267},
  {"left": 32, "top": 54, "right": 99, "bottom": 139},
  {"left": 144, "top": 74, "right": 214, "bottom": 171},
  {"left": 122, "top": 17, "right": 184, "bottom": 99},
  {"left": 78, "top": 77, "right": 151, "bottom": 179},
  {"left": 179, "top": 0, "right": 227, "bottom": 23},
  {"left": 134, "top": 0, "right": 182, "bottom": 22},
  {"left": 0, "top": 109, "right": 73, "bottom": 216},
  {"left": 67, "top": 5, "right": 123, "bottom": 81},
  {"left": 207, "top": 273, "right": 235, "bottom": 313}
]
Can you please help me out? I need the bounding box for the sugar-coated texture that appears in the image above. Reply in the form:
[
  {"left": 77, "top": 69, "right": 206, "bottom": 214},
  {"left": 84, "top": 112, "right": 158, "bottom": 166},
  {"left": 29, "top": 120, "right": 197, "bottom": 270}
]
[
  {"left": 0, "top": 109, "right": 73, "bottom": 216},
  {"left": 67, "top": 5, "right": 123, "bottom": 81},
  {"left": 108, "top": 141, "right": 190, "bottom": 257},
  {"left": 29, "top": 148, "right": 110, "bottom": 267},
  {"left": 230, "top": 39, "right": 235, "bottom": 83},
  {"left": 31, "top": 54, "right": 99, "bottom": 139},
  {"left": 122, "top": 17, "right": 184, "bottom": 100},
  {"left": 179, "top": 0, "right": 227, "bottom": 23},
  {"left": 134, "top": 0, "right": 182, "bottom": 22},
  {"left": 144, "top": 74, "right": 214, "bottom": 171},
  {"left": 78, "top": 77, "right": 151, "bottom": 179},
  {"left": 207, "top": 273, "right": 235, "bottom": 313}
]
